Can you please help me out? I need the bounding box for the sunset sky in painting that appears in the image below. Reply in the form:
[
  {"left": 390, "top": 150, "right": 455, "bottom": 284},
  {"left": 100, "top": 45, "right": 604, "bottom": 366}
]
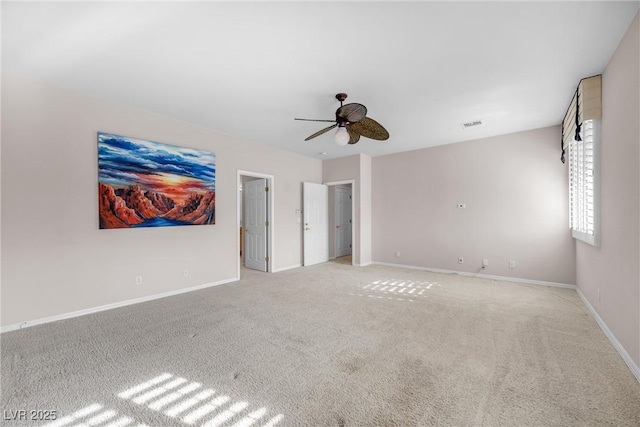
[{"left": 98, "top": 132, "right": 215, "bottom": 203}]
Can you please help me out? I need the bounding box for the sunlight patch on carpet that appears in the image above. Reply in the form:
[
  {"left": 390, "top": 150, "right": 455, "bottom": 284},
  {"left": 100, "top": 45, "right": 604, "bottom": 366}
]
[
  {"left": 43, "top": 372, "right": 283, "bottom": 427},
  {"left": 352, "top": 278, "right": 441, "bottom": 302},
  {"left": 117, "top": 373, "right": 283, "bottom": 427}
]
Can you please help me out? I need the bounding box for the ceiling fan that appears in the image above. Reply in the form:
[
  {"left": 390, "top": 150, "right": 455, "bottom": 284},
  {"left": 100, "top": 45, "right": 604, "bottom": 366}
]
[{"left": 295, "top": 93, "right": 389, "bottom": 145}]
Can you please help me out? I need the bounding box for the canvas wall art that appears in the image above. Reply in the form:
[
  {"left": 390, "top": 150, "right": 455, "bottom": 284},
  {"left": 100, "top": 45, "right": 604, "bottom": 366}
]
[{"left": 98, "top": 132, "right": 216, "bottom": 229}]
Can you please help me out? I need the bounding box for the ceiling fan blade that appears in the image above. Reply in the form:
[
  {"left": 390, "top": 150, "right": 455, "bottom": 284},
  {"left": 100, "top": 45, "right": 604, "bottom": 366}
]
[
  {"left": 294, "top": 118, "right": 337, "bottom": 122},
  {"left": 304, "top": 123, "right": 338, "bottom": 141},
  {"left": 336, "top": 103, "right": 367, "bottom": 123},
  {"left": 349, "top": 117, "right": 389, "bottom": 140},
  {"left": 346, "top": 125, "right": 361, "bottom": 144}
]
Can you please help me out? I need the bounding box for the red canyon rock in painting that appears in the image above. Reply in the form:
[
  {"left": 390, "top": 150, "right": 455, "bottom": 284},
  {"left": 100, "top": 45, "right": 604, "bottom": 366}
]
[
  {"left": 164, "top": 191, "right": 215, "bottom": 224},
  {"left": 145, "top": 190, "right": 175, "bottom": 213},
  {"left": 99, "top": 183, "right": 144, "bottom": 228},
  {"left": 118, "top": 185, "right": 161, "bottom": 219},
  {"left": 100, "top": 183, "right": 214, "bottom": 228}
]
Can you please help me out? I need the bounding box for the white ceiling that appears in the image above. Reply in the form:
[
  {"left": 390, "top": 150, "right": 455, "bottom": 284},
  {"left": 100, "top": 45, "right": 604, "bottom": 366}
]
[{"left": 3, "top": 1, "right": 638, "bottom": 160}]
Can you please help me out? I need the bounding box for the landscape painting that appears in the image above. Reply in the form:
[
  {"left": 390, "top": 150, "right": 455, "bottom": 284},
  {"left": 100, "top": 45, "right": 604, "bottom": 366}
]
[{"left": 98, "top": 132, "right": 215, "bottom": 229}]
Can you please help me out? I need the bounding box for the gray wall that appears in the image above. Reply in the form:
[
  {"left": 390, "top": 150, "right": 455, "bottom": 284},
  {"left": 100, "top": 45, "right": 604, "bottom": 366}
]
[
  {"left": 575, "top": 13, "right": 640, "bottom": 369},
  {"left": 1, "top": 73, "right": 322, "bottom": 327},
  {"left": 372, "top": 125, "right": 575, "bottom": 285}
]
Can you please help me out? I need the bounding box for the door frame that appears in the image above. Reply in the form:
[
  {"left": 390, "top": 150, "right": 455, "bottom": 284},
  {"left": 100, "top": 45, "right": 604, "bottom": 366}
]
[
  {"left": 237, "top": 170, "right": 274, "bottom": 278},
  {"left": 334, "top": 185, "right": 353, "bottom": 258},
  {"left": 324, "top": 179, "right": 356, "bottom": 266}
]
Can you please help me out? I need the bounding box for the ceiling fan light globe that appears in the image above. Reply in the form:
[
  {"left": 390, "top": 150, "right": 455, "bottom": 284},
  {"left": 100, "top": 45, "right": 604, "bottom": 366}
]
[{"left": 334, "top": 127, "right": 350, "bottom": 146}]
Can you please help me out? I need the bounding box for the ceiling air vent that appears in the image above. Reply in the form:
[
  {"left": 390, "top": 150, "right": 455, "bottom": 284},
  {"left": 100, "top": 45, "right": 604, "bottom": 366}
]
[{"left": 461, "top": 120, "right": 483, "bottom": 129}]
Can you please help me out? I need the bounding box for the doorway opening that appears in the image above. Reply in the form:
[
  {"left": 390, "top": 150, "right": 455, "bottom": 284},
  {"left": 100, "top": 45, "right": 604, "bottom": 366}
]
[
  {"left": 325, "top": 180, "right": 355, "bottom": 266},
  {"left": 237, "top": 170, "right": 274, "bottom": 278}
]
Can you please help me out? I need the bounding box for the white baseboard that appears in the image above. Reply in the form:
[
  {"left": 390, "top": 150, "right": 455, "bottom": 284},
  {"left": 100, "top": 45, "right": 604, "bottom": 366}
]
[
  {"left": 0, "top": 277, "right": 239, "bottom": 334},
  {"left": 576, "top": 288, "right": 640, "bottom": 383},
  {"left": 272, "top": 263, "right": 302, "bottom": 273},
  {"left": 371, "top": 261, "right": 576, "bottom": 289}
]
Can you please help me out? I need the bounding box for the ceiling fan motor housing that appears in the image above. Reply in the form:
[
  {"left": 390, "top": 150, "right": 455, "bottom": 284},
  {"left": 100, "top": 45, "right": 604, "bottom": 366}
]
[{"left": 335, "top": 93, "right": 348, "bottom": 103}]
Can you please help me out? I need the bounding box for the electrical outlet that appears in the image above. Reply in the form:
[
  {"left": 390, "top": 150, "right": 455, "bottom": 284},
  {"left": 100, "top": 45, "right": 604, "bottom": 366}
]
[
  {"left": 135, "top": 276, "right": 143, "bottom": 285},
  {"left": 458, "top": 256, "right": 464, "bottom": 264},
  {"left": 482, "top": 258, "right": 489, "bottom": 267},
  {"left": 183, "top": 269, "right": 189, "bottom": 277},
  {"left": 395, "top": 251, "right": 400, "bottom": 257},
  {"left": 509, "top": 260, "right": 516, "bottom": 269}
]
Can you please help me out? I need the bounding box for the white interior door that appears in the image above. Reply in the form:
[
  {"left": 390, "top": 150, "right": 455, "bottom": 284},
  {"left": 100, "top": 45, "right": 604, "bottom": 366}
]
[
  {"left": 244, "top": 178, "right": 267, "bottom": 271},
  {"left": 335, "top": 186, "right": 352, "bottom": 257},
  {"left": 303, "top": 182, "right": 328, "bottom": 266}
]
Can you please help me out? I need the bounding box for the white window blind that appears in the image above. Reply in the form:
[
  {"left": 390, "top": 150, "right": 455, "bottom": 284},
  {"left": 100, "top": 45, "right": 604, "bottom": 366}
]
[{"left": 569, "top": 119, "right": 600, "bottom": 245}]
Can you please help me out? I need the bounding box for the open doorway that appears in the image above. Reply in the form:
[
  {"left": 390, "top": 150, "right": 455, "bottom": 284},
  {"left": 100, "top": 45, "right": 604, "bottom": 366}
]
[
  {"left": 325, "top": 180, "right": 355, "bottom": 266},
  {"left": 237, "top": 170, "right": 274, "bottom": 278}
]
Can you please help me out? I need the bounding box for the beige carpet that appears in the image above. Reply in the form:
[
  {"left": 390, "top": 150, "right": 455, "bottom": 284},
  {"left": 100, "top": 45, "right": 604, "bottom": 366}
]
[
  {"left": 331, "top": 255, "right": 352, "bottom": 265},
  {"left": 2, "top": 262, "right": 639, "bottom": 426}
]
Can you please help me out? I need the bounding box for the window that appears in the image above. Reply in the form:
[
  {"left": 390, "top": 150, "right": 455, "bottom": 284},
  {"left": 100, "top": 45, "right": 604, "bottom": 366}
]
[
  {"left": 562, "top": 75, "right": 601, "bottom": 246},
  {"left": 569, "top": 119, "right": 600, "bottom": 246}
]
